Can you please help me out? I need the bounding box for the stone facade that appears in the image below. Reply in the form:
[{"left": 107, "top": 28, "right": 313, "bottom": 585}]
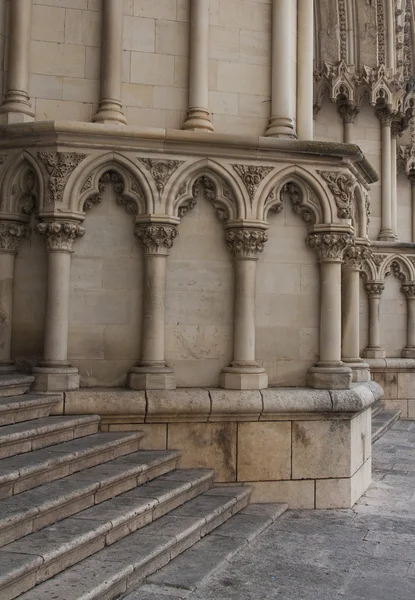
[{"left": 1, "top": 0, "right": 415, "bottom": 508}]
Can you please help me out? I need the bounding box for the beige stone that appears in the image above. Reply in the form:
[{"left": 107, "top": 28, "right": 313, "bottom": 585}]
[
  {"left": 146, "top": 389, "right": 210, "bottom": 422},
  {"left": 248, "top": 480, "right": 315, "bottom": 509},
  {"left": 237, "top": 422, "right": 291, "bottom": 481},
  {"left": 65, "top": 389, "right": 146, "bottom": 417},
  {"left": 315, "top": 458, "right": 372, "bottom": 509}
]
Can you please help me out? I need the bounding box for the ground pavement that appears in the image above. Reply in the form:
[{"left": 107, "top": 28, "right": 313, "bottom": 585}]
[{"left": 128, "top": 420, "right": 415, "bottom": 600}]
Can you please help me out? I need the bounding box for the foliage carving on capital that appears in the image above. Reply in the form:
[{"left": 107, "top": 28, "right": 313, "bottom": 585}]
[
  {"left": 307, "top": 232, "right": 354, "bottom": 261},
  {"left": 36, "top": 221, "right": 85, "bottom": 252},
  {"left": 337, "top": 101, "right": 359, "bottom": 124},
  {"left": 0, "top": 222, "right": 30, "bottom": 253},
  {"left": 317, "top": 170, "right": 357, "bottom": 219},
  {"left": 138, "top": 158, "right": 183, "bottom": 194},
  {"left": 225, "top": 228, "right": 268, "bottom": 259},
  {"left": 232, "top": 164, "right": 274, "bottom": 203},
  {"left": 401, "top": 284, "right": 415, "bottom": 300},
  {"left": 375, "top": 105, "right": 394, "bottom": 127},
  {"left": 134, "top": 224, "right": 178, "bottom": 254},
  {"left": 365, "top": 282, "right": 385, "bottom": 298},
  {"left": 38, "top": 152, "right": 87, "bottom": 203},
  {"left": 343, "top": 245, "right": 371, "bottom": 270}
]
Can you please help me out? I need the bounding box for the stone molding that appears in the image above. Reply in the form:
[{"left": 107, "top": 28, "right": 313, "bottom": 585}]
[
  {"left": 38, "top": 152, "right": 87, "bottom": 203},
  {"left": 317, "top": 170, "right": 357, "bottom": 219},
  {"left": 134, "top": 223, "right": 179, "bottom": 255},
  {"left": 36, "top": 221, "right": 85, "bottom": 252},
  {"left": 0, "top": 221, "right": 30, "bottom": 253},
  {"left": 307, "top": 232, "right": 354, "bottom": 261},
  {"left": 365, "top": 282, "right": 385, "bottom": 298},
  {"left": 225, "top": 228, "right": 268, "bottom": 259}
]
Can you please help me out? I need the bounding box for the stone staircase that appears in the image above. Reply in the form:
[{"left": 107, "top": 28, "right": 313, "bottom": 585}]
[
  {"left": 0, "top": 385, "right": 286, "bottom": 600},
  {"left": 371, "top": 399, "right": 401, "bottom": 443}
]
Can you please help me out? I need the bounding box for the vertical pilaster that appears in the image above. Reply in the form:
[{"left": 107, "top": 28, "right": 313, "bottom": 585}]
[
  {"left": 94, "top": 0, "right": 126, "bottom": 125},
  {"left": 401, "top": 284, "right": 415, "bottom": 358},
  {"left": 376, "top": 106, "right": 395, "bottom": 241},
  {"left": 266, "top": 0, "right": 297, "bottom": 138},
  {"left": 183, "top": 0, "right": 213, "bottom": 131},
  {"left": 0, "top": 0, "right": 34, "bottom": 123},
  {"left": 33, "top": 221, "right": 85, "bottom": 391},
  {"left": 129, "top": 221, "right": 179, "bottom": 390},
  {"left": 296, "top": 0, "right": 314, "bottom": 140},
  {"left": 391, "top": 118, "right": 403, "bottom": 239},
  {"left": 363, "top": 282, "right": 386, "bottom": 359},
  {"left": 220, "top": 228, "right": 268, "bottom": 390},
  {"left": 307, "top": 231, "right": 353, "bottom": 390}
]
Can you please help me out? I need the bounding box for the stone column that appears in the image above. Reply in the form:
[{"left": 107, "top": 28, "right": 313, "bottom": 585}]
[
  {"left": 338, "top": 101, "right": 359, "bottom": 144},
  {"left": 410, "top": 172, "right": 415, "bottom": 243},
  {"left": 0, "top": 0, "right": 34, "bottom": 123},
  {"left": 182, "top": 0, "right": 213, "bottom": 132},
  {"left": 391, "top": 119, "right": 402, "bottom": 239},
  {"left": 220, "top": 228, "right": 268, "bottom": 390},
  {"left": 341, "top": 246, "right": 370, "bottom": 381},
  {"left": 401, "top": 284, "right": 415, "bottom": 358},
  {"left": 94, "top": 0, "right": 126, "bottom": 125},
  {"left": 129, "top": 221, "right": 179, "bottom": 390},
  {"left": 376, "top": 106, "right": 395, "bottom": 241},
  {"left": 307, "top": 231, "right": 354, "bottom": 389},
  {"left": 33, "top": 221, "right": 85, "bottom": 391},
  {"left": 296, "top": 0, "right": 314, "bottom": 140},
  {"left": 0, "top": 221, "right": 29, "bottom": 373},
  {"left": 363, "top": 282, "right": 386, "bottom": 359},
  {"left": 266, "top": 0, "right": 297, "bottom": 138}
]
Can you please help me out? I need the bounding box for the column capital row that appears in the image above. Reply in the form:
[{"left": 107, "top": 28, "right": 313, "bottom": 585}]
[
  {"left": 134, "top": 223, "right": 179, "bottom": 255},
  {"left": 225, "top": 228, "right": 268, "bottom": 259},
  {"left": 0, "top": 221, "right": 30, "bottom": 254},
  {"left": 307, "top": 231, "right": 354, "bottom": 261},
  {"left": 36, "top": 221, "right": 85, "bottom": 252},
  {"left": 365, "top": 282, "right": 385, "bottom": 298}
]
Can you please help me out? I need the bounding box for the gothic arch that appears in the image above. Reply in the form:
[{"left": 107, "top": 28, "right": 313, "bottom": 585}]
[
  {"left": 380, "top": 254, "right": 415, "bottom": 283},
  {"left": 255, "top": 165, "right": 331, "bottom": 224},
  {"left": 165, "top": 159, "right": 248, "bottom": 220},
  {"left": 0, "top": 151, "right": 44, "bottom": 215},
  {"left": 64, "top": 152, "right": 154, "bottom": 215}
]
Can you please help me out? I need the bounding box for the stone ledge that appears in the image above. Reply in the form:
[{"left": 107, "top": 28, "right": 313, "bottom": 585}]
[{"left": 365, "top": 358, "right": 415, "bottom": 372}]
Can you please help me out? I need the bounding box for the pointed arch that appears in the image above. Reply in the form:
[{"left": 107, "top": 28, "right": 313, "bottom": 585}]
[
  {"left": 165, "top": 159, "right": 249, "bottom": 220},
  {"left": 64, "top": 152, "right": 155, "bottom": 215},
  {"left": 379, "top": 254, "right": 415, "bottom": 283},
  {"left": 0, "top": 151, "right": 44, "bottom": 215}
]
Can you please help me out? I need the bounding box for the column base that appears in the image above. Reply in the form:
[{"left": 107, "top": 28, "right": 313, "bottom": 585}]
[
  {"left": 128, "top": 366, "right": 176, "bottom": 390},
  {"left": 93, "top": 100, "right": 127, "bottom": 125},
  {"left": 265, "top": 116, "right": 296, "bottom": 138},
  {"left": 183, "top": 107, "right": 214, "bottom": 132},
  {"left": 0, "top": 92, "right": 35, "bottom": 124},
  {"left": 0, "top": 363, "right": 19, "bottom": 375},
  {"left": 32, "top": 366, "right": 80, "bottom": 392},
  {"left": 220, "top": 366, "right": 268, "bottom": 390},
  {"left": 363, "top": 347, "right": 386, "bottom": 359},
  {"left": 402, "top": 347, "right": 415, "bottom": 358},
  {"left": 342, "top": 360, "right": 371, "bottom": 382},
  {"left": 378, "top": 229, "right": 395, "bottom": 241},
  {"left": 307, "top": 365, "right": 352, "bottom": 390}
]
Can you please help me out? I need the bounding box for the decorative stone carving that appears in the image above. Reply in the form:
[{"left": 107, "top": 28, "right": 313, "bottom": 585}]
[
  {"left": 81, "top": 175, "right": 94, "bottom": 194},
  {"left": 317, "top": 170, "right": 357, "bottom": 219},
  {"left": 36, "top": 221, "right": 85, "bottom": 252},
  {"left": 0, "top": 155, "right": 7, "bottom": 165},
  {"left": 265, "top": 189, "right": 283, "bottom": 215},
  {"left": 337, "top": 101, "right": 359, "bottom": 124},
  {"left": 177, "top": 175, "right": 232, "bottom": 221},
  {"left": 371, "top": 253, "right": 387, "bottom": 267},
  {"left": 342, "top": 245, "right": 371, "bottom": 270},
  {"left": 134, "top": 224, "right": 178, "bottom": 254},
  {"left": 281, "top": 182, "right": 314, "bottom": 223},
  {"left": 83, "top": 170, "right": 141, "bottom": 215},
  {"left": 0, "top": 222, "right": 30, "bottom": 253},
  {"left": 138, "top": 159, "right": 183, "bottom": 194},
  {"left": 376, "top": 0, "right": 386, "bottom": 66},
  {"left": 38, "top": 152, "right": 87, "bottom": 203},
  {"left": 225, "top": 228, "right": 268, "bottom": 259},
  {"left": 388, "top": 259, "right": 409, "bottom": 282},
  {"left": 338, "top": 0, "right": 347, "bottom": 62},
  {"left": 232, "top": 164, "right": 274, "bottom": 203},
  {"left": 307, "top": 232, "right": 354, "bottom": 261},
  {"left": 365, "top": 282, "right": 385, "bottom": 298},
  {"left": 401, "top": 284, "right": 415, "bottom": 299},
  {"left": 9, "top": 167, "right": 37, "bottom": 216},
  {"left": 375, "top": 105, "right": 394, "bottom": 127}
]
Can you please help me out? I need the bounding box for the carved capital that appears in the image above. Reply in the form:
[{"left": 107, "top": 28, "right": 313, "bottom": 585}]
[
  {"left": 134, "top": 224, "right": 178, "bottom": 254},
  {"left": 307, "top": 232, "right": 354, "bottom": 261},
  {"left": 225, "top": 228, "right": 268, "bottom": 259},
  {"left": 36, "top": 221, "right": 85, "bottom": 252},
  {"left": 317, "top": 171, "right": 356, "bottom": 219},
  {"left": 342, "top": 245, "right": 371, "bottom": 271},
  {"left": 337, "top": 102, "right": 359, "bottom": 124},
  {"left": 402, "top": 284, "right": 415, "bottom": 300},
  {"left": 375, "top": 106, "right": 394, "bottom": 127},
  {"left": 0, "top": 222, "right": 30, "bottom": 254},
  {"left": 365, "top": 282, "right": 385, "bottom": 298}
]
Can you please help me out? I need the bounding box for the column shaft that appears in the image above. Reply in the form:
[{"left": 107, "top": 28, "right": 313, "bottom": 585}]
[
  {"left": 266, "top": 0, "right": 297, "bottom": 138},
  {"left": 94, "top": 0, "right": 126, "bottom": 125},
  {"left": 233, "top": 259, "right": 257, "bottom": 364},
  {"left": 296, "top": 0, "right": 313, "bottom": 140},
  {"left": 43, "top": 252, "right": 71, "bottom": 364},
  {"left": 410, "top": 179, "right": 415, "bottom": 243},
  {"left": 401, "top": 285, "right": 415, "bottom": 358},
  {"left": 391, "top": 135, "right": 398, "bottom": 239},
  {"left": 342, "top": 268, "right": 360, "bottom": 361},
  {"left": 363, "top": 282, "right": 385, "bottom": 359},
  {"left": 140, "top": 254, "right": 167, "bottom": 366},
  {"left": 183, "top": 0, "right": 213, "bottom": 131},
  {"left": 377, "top": 110, "right": 394, "bottom": 240},
  {"left": 0, "top": 253, "right": 16, "bottom": 367},
  {"left": 319, "top": 260, "right": 342, "bottom": 364},
  {"left": 0, "top": 0, "right": 34, "bottom": 122}
]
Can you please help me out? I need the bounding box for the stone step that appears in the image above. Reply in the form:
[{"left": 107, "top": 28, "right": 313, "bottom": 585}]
[
  {"left": 15, "top": 485, "right": 252, "bottom": 600},
  {"left": 0, "top": 415, "right": 101, "bottom": 459},
  {"left": 0, "top": 431, "right": 144, "bottom": 499},
  {"left": 0, "top": 394, "right": 61, "bottom": 427},
  {"left": 371, "top": 399, "right": 384, "bottom": 418},
  {"left": 372, "top": 409, "right": 401, "bottom": 443},
  {"left": 0, "top": 374, "right": 35, "bottom": 398},
  {"left": 0, "top": 468, "right": 214, "bottom": 600},
  {"left": 0, "top": 449, "right": 180, "bottom": 548}
]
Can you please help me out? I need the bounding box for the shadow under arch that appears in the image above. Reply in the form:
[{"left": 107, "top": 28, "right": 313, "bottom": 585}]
[{"left": 0, "top": 151, "right": 45, "bottom": 215}]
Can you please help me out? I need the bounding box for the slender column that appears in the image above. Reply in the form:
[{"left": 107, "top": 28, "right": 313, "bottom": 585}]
[
  {"left": 0, "top": 222, "right": 30, "bottom": 372},
  {"left": 363, "top": 282, "right": 386, "bottom": 358},
  {"left": 94, "top": 0, "right": 126, "bottom": 125},
  {"left": 296, "top": 0, "right": 314, "bottom": 140},
  {"left": 341, "top": 246, "right": 370, "bottom": 381},
  {"left": 410, "top": 173, "right": 415, "bottom": 243},
  {"left": 307, "top": 232, "right": 354, "bottom": 389},
  {"left": 129, "top": 222, "right": 179, "bottom": 390},
  {"left": 220, "top": 228, "right": 268, "bottom": 390},
  {"left": 0, "top": 0, "right": 34, "bottom": 123},
  {"left": 33, "top": 221, "right": 85, "bottom": 391},
  {"left": 386, "top": 0, "right": 395, "bottom": 70},
  {"left": 183, "top": 0, "right": 213, "bottom": 132},
  {"left": 391, "top": 119, "right": 403, "bottom": 239},
  {"left": 338, "top": 101, "right": 359, "bottom": 144},
  {"left": 376, "top": 106, "right": 395, "bottom": 241},
  {"left": 266, "top": 0, "right": 297, "bottom": 138},
  {"left": 401, "top": 284, "right": 415, "bottom": 358}
]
